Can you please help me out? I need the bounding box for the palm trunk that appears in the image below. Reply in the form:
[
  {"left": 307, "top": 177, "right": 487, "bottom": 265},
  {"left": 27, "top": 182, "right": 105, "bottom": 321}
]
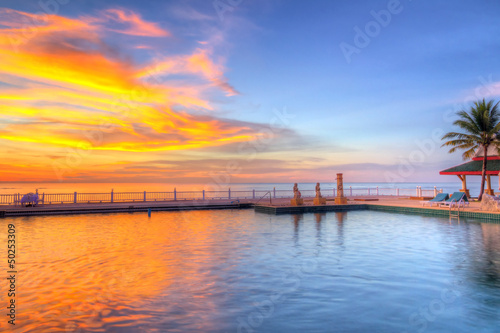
[{"left": 479, "top": 145, "right": 488, "bottom": 201}]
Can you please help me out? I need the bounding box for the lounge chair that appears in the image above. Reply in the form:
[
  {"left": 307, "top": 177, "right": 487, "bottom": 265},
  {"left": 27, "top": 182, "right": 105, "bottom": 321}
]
[
  {"left": 421, "top": 193, "right": 449, "bottom": 207},
  {"left": 440, "top": 192, "right": 469, "bottom": 208}
]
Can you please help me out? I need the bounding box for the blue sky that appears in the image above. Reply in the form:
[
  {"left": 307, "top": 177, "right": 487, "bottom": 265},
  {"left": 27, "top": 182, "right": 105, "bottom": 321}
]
[{"left": 1, "top": 0, "right": 499, "bottom": 184}]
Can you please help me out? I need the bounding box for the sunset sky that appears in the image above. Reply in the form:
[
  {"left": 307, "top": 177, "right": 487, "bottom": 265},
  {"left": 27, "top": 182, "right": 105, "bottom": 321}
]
[{"left": 1, "top": 0, "right": 500, "bottom": 184}]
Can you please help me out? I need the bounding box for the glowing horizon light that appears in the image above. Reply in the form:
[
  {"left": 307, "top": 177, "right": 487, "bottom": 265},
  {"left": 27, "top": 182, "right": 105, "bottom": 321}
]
[{"left": 0, "top": 6, "right": 273, "bottom": 182}]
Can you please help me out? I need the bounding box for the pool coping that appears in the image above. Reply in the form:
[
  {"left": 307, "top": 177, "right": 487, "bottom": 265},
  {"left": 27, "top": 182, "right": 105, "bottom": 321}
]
[{"left": 254, "top": 203, "right": 500, "bottom": 222}]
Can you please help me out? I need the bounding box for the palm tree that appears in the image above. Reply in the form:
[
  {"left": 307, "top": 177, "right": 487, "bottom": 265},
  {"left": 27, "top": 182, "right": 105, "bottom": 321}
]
[{"left": 441, "top": 99, "right": 500, "bottom": 201}]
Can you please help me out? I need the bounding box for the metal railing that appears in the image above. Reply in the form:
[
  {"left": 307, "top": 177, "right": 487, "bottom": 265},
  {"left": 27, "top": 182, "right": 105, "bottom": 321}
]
[
  {"left": 449, "top": 197, "right": 468, "bottom": 218},
  {"left": 0, "top": 194, "right": 17, "bottom": 205},
  {"left": 255, "top": 191, "right": 273, "bottom": 205},
  {"left": 2, "top": 186, "right": 444, "bottom": 206}
]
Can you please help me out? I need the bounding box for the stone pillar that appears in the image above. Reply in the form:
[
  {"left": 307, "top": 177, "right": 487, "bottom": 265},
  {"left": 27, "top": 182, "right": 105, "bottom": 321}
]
[
  {"left": 458, "top": 175, "right": 470, "bottom": 198},
  {"left": 335, "top": 173, "right": 348, "bottom": 204},
  {"left": 486, "top": 175, "right": 494, "bottom": 195}
]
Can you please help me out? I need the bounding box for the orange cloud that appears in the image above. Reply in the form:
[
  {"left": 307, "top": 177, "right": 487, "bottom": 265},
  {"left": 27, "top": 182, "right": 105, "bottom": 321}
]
[
  {"left": 0, "top": 8, "right": 96, "bottom": 50},
  {"left": 0, "top": 8, "right": 93, "bottom": 33},
  {"left": 0, "top": 7, "right": 260, "bottom": 181}
]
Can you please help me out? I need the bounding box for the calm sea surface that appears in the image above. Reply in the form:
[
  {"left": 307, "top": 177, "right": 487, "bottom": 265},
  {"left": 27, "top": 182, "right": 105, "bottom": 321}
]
[
  {"left": 1, "top": 210, "right": 499, "bottom": 332},
  {"left": 0, "top": 181, "right": 493, "bottom": 196}
]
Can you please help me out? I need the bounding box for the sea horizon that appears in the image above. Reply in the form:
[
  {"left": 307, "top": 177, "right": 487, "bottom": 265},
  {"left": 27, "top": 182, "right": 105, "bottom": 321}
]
[{"left": 0, "top": 180, "right": 493, "bottom": 197}]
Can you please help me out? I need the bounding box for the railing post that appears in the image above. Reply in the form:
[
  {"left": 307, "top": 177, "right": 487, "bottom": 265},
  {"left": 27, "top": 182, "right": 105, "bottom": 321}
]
[
  {"left": 174, "top": 188, "right": 177, "bottom": 201},
  {"left": 144, "top": 191, "right": 146, "bottom": 202},
  {"left": 111, "top": 189, "right": 114, "bottom": 203},
  {"left": 228, "top": 188, "right": 231, "bottom": 200},
  {"left": 434, "top": 186, "right": 437, "bottom": 197},
  {"left": 376, "top": 186, "right": 379, "bottom": 195},
  {"left": 349, "top": 186, "right": 352, "bottom": 196},
  {"left": 396, "top": 188, "right": 399, "bottom": 196},
  {"left": 273, "top": 187, "right": 276, "bottom": 199},
  {"left": 416, "top": 186, "right": 419, "bottom": 197},
  {"left": 333, "top": 188, "right": 336, "bottom": 197},
  {"left": 203, "top": 190, "right": 205, "bottom": 201},
  {"left": 252, "top": 189, "right": 255, "bottom": 199},
  {"left": 74, "top": 192, "right": 77, "bottom": 204},
  {"left": 368, "top": 188, "right": 370, "bottom": 196}
]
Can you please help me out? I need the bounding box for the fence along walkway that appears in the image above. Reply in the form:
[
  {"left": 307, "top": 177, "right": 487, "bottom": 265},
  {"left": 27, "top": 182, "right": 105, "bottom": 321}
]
[{"left": 0, "top": 186, "right": 442, "bottom": 206}]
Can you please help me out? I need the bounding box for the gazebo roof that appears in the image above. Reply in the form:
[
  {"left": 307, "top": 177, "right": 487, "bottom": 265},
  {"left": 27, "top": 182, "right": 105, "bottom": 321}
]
[
  {"left": 440, "top": 159, "right": 500, "bottom": 175},
  {"left": 472, "top": 145, "right": 500, "bottom": 160}
]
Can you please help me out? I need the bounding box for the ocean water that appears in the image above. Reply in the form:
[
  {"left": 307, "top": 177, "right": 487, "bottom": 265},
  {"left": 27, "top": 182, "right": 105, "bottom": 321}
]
[
  {"left": 0, "top": 181, "right": 493, "bottom": 197},
  {"left": 1, "top": 210, "right": 499, "bottom": 332}
]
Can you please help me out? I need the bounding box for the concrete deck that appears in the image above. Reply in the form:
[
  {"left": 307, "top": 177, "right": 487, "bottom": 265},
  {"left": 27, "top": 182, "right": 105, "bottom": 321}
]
[
  {"left": 254, "top": 196, "right": 500, "bottom": 222},
  {"left": 1, "top": 196, "right": 499, "bottom": 221}
]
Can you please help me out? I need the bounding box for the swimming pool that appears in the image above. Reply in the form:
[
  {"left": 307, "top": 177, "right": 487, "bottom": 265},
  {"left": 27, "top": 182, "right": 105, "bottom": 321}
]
[{"left": 1, "top": 210, "right": 499, "bottom": 332}]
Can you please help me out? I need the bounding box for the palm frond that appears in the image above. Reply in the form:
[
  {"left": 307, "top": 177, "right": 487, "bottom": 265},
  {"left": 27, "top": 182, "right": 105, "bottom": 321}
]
[
  {"left": 455, "top": 110, "right": 481, "bottom": 133},
  {"left": 442, "top": 139, "right": 475, "bottom": 147},
  {"left": 442, "top": 99, "right": 500, "bottom": 158},
  {"left": 462, "top": 147, "right": 478, "bottom": 160},
  {"left": 445, "top": 141, "right": 477, "bottom": 155},
  {"left": 441, "top": 132, "right": 476, "bottom": 141}
]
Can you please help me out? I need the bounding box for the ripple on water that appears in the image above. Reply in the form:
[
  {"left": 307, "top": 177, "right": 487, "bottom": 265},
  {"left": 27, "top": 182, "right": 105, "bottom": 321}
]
[{"left": 1, "top": 210, "right": 500, "bottom": 332}]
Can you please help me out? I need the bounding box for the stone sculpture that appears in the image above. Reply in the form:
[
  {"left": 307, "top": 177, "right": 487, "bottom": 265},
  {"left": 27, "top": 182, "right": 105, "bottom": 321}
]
[
  {"left": 291, "top": 183, "right": 303, "bottom": 206},
  {"left": 313, "top": 182, "right": 326, "bottom": 205}
]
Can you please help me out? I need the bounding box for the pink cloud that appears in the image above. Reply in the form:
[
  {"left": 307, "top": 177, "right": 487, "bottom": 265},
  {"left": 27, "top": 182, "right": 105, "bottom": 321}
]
[
  {"left": 458, "top": 79, "right": 500, "bottom": 104},
  {"left": 186, "top": 49, "right": 239, "bottom": 96},
  {"left": 86, "top": 8, "right": 170, "bottom": 37},
  {"left": 136, "top": 48, "right": 240, "bottom": 97},
  {"left": 478, "top": 81, "right": 500, "bottom": 98}
]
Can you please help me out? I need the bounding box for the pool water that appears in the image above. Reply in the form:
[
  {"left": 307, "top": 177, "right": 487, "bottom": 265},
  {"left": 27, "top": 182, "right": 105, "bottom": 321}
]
[{"left": 1, "top": 210, "right": 500, "bottom": 332}]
